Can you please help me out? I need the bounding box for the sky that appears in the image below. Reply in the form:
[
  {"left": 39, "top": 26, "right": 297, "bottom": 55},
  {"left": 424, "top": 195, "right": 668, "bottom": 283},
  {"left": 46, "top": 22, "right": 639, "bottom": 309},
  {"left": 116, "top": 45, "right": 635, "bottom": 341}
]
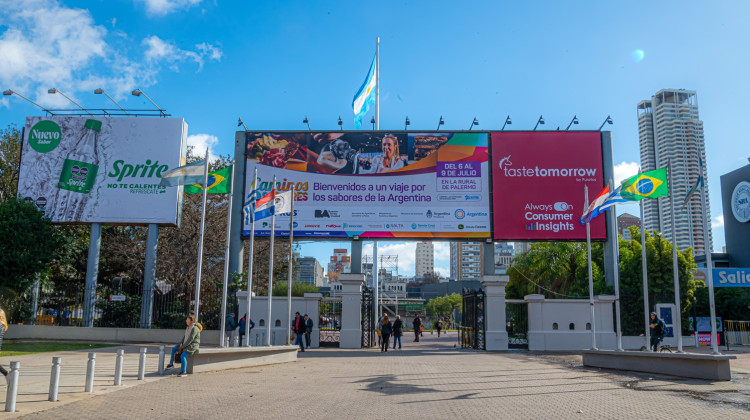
[{"left": 2, "top": 0, "right": 749, "bottom": 277}]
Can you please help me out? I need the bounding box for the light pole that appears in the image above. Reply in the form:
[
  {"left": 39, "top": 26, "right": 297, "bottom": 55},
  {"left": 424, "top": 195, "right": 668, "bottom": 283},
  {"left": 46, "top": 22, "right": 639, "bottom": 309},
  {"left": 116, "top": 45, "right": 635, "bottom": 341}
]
[
  {"left": 599, "top": 115, "right": 613, "bottom": 131},
  {"left": 501, "top": 115, "right": 512, "bottom": 131},
  {"left": 468, "top": 117, "right": 479, "bottom": 131},
  {"left": 533, "top": 115, "right": 545, "bottom": 131},
  {"left": 404, "top": 116, "right": 410, "bottom": 131},
  {"left": 338, "top": 116, "right": 343, "bottom": 131},
  {"left": 237, "top": 117, "right": 249, "bottom": 131},
  {"left": 3, "top": 90, "right": 55, "bottom": 115},
  {"left": 131, "top": 89, "right": 166, "bottom": 117},
  {"left": 48, "top": 88, "right": 92, "bottom": 115},
  {"left": 436, "top": 115, "right": 444, "bottom": 131},
  {"left": 370, "top": 117, "right": 376, "bottom": 130},
  {"left": 303, "top": 116, "right": 311, "bottom": 131},
  {"left": 565, "top": 115, "right": 579, "bottom": 131},
  {"left": 94, "top": 88, "right": 129, "bottom": 115}
]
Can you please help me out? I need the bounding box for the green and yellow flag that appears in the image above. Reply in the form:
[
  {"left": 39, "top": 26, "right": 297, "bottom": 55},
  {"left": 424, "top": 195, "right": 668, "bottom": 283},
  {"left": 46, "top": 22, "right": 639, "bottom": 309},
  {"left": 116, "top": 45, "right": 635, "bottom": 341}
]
[
  {"left": 184, "top": 165, "right": 232, "bottom": 194},
  {"left": 620, "top": 167, "right": 669, "bottom": 201}
]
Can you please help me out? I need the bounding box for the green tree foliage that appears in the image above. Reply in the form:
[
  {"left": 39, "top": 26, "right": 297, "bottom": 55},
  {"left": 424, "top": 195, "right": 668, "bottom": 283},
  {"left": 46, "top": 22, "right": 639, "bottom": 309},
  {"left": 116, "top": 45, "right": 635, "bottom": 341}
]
[
  {"left": 425, "top": 293, "right": 462, "bottom": 324},
  {"left": 0, "top": 124, "right": 22, "bottom": 203},
  {"left": 618, "top": 227, "right": 698, "bottom": 335}
]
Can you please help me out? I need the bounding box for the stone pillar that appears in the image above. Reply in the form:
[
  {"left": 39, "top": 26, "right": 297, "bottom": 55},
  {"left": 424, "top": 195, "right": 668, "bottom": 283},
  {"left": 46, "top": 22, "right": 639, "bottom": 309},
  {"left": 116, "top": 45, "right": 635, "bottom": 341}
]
[
  {"left": 524, "top": 294, "right": 545, "bottom": 351},
  {"left": 482, "top": 275, "right": 509, "bottom": 351},
  {"left": 339, "top": 274, "right": 365, "bottom": 349}
]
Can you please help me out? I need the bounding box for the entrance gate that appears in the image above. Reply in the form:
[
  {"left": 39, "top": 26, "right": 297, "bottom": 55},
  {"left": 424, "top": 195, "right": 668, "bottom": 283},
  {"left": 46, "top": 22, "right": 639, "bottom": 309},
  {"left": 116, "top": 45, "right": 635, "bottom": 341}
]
[
  {"left": 460, "top": 288, "right": 485, "bottom": 350},
  {"left": 506, "top": 300, "right": 528, "bottom": 349},
  {"left": 319, "top": 297, "right": 341, "bottom": 347},
  {"left": 361, "top": 286, "right": 375, "bottom": 347}
]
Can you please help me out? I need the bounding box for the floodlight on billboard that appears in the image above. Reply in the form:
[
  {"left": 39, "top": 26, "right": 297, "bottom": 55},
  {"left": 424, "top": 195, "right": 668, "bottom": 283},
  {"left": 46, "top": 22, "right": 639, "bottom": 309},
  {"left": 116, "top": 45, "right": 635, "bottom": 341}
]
[
  {"left": 491, "top": 131, "right": 607, "bottom": 240},
  {"left": 242, "top": 132, "right": 492, "bottom": 239},
  {"left": 17, "top": 117, "right": 187, "bottom": 225}
]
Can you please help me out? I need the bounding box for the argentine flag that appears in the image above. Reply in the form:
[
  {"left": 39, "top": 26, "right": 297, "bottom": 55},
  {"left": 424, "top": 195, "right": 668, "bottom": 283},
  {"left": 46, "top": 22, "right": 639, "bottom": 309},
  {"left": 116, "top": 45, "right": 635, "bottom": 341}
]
[{"left": 352, "top": 53, "right": 377, "bottom": 129}]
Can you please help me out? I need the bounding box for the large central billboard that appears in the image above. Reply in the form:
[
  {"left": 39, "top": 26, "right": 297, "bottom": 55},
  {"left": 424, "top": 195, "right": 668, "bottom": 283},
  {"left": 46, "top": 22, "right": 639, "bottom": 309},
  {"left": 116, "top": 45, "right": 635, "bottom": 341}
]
[
  {"left": 243, "top": 132, "right": 491, "bottom": 238},
  {"left": 491, "top": 131, "right": 606, "bottom": 240},
  {"left": 18, "top": 117, "right": 187, "bottom": 225}
]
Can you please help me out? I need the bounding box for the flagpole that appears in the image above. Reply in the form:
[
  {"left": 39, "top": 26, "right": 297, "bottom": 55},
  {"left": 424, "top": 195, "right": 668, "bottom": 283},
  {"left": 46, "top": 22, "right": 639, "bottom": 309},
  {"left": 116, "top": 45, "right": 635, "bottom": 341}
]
[
  {"left": 699, "top": 161, "right": 719, "bottom": 354},
  {"left": 668, "top": 161, "right": 684, "bottom": 352},
  {"left": 375, "top": 36, "right": 379, "bottom": 130},
  {"left": 585, "top": 185, "right": 597, "bottom": 350},
  {"left": 266, "top": 175, "right": 277, "bottom": 346},
  {"left": 245, "top": 167, "right": 258, "bottom": 346},
  {"left": 194, "top": 150, "right": 210, "bottom": 321},
  {"left": 608, "top": 178, "right": 623, "bottom": 351},
  {"left": 219, "top": 161, "right": 236, "bottom": 347},
  {"left": 640, "top": 196, "right": 652, "bottom": 351},
  {"left": 286, "top": 185, "right": 296, "bottom": 346}
]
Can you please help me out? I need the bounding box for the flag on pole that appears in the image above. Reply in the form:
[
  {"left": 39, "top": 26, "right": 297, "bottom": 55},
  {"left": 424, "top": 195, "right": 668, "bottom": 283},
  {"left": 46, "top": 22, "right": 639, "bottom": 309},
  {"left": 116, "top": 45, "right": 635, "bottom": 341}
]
[
  {"left": 579, "top": 185, "right": 627, "bottom": 225},
  {"left": 620, "top": 167, "right": 669, "bottom": 201},
  {"left": 352, "top": 53, "right": 377, "bottom": 129},
  {"left": 159, "top": 159, "right": 206, "bottom": 186},
  {"left": 184, "top": 165, "right": 232, "bottom": 194},
  {"left": 242, "top": 177, "right": 260, "bottom": 225},
  {"left": 254, "top": 190, "right": 276, "bottom": 221},
  {"left": 273, "top": 190, "right": 293, "bottom": 215},
  {"left": 683, "top": 156, "right": 704, "bottom": 206}
]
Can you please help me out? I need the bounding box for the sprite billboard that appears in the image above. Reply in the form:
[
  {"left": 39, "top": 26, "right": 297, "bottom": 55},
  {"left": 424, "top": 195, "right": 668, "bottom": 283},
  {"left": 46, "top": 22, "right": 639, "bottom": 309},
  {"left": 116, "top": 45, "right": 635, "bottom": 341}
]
[{"left": 18, "top": 117, "right": 188, "bottom": 225}]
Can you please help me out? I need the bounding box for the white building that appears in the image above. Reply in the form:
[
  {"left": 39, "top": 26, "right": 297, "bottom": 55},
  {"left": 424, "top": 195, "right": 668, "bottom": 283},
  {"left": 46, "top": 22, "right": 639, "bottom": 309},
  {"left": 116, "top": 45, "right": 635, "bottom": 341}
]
[
  {"left": 450, "top": 242, "right": 482, "bottom": 281},
  {"left": 415, "top": 241, "right": 434, "bottom": 278},
  {"left": 296, "top": 255, "right": 324, "bottom": 287},
  {"left": 637, "top": 89, "right": 713, "bottom": 254}
]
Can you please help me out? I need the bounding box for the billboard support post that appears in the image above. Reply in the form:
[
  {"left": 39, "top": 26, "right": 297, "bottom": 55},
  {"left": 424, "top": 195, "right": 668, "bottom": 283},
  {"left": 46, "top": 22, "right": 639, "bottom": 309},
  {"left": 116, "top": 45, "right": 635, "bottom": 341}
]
[
  {"left": 584, "top": 186, "right": 598, "bottom": 350},
  {"left": 600, "top": 131, "right": 617, "bottom": 287},
  {"left": 140, "top": 224, "right": 158, "bottom": 328},
  {"left": 228, "top": 132, "right": 246, "bottom": 295},
  {"left": 82, "top": 223, "right": 102, "bottom": 327}
]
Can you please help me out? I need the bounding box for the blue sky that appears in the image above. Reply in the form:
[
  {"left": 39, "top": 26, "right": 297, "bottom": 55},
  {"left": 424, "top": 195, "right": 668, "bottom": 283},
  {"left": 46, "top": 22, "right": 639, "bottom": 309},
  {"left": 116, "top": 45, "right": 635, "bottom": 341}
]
[{"left": 2, "top": 0, "right": 748, "bottom": 276}]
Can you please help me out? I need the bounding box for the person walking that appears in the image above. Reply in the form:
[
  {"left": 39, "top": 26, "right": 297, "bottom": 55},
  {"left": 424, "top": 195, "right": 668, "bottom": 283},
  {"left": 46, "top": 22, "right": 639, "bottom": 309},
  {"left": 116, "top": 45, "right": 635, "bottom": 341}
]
[
  {"left": 380, "top": 315, "right": 392, "bottom": 352},
  {"left": 225, "top": 312, "right": 236, "bottom": 345},
  {"left": 238, "top": 314, "right": 254, "bottom": 346},
  {"left": 166, "top": 315, "right": 202, "bottom": 377},
  {"left": 392, "top": 315, "right": 403, "bottom": 350},
  {"left": 293, "top": 312, "right": 306, "bottom": 351},
  {"left": 304, "top": 314, "right": 314, "bottom": 349},
  {"left": 0, "top": 309, "right": 8, "bottom": 385},
  {"left": 436, "top": 318, "right": 444, "bottom": 338},
  {"left": 413, "top": 314, "right": 422, "bottom": 342},
  {"left": 649, "top": 312, "right": 666, "bottom": 352}
]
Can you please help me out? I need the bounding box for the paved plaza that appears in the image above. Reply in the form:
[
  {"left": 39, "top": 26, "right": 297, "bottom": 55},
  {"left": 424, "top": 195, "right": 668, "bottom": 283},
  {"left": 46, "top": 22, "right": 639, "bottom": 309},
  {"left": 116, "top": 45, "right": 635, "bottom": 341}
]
[{"left": 3, "top": 334, "right": 750, "bottom": 419}]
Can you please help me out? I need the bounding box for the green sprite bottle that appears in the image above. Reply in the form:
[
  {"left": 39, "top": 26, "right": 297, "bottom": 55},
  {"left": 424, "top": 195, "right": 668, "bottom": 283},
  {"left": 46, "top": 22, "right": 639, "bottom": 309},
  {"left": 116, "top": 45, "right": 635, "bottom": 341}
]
[{"left": 56, "top": 119, "right": 101, "bottom": 220}]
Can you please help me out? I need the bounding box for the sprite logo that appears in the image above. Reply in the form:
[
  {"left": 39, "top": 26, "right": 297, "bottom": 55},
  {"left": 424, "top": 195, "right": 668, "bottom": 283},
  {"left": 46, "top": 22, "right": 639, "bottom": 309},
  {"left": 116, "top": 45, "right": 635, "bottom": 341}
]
[
  {"left": 58, "top": 159, "right": 98, "bottom": 193},
  {"left": 29, "top": 120, "right": 62, "bottom": 153}
]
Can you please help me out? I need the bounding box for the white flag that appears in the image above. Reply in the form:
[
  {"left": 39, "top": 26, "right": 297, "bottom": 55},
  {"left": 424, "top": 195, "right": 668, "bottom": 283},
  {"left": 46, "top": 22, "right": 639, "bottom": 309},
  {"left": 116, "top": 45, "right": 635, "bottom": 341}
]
[{"left": 274, "top": 190, "right": 293, "bottom": 215}]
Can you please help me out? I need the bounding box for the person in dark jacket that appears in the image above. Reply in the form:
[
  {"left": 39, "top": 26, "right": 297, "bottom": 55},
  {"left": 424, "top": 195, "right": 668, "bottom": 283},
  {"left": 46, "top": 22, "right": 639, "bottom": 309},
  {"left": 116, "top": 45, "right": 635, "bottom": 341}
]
[
  {"left": 413, "top": 315, "right": 422, "bottom": 342},
  {"left": 293, "top": 312, "right": 306, "bottom": 351},
  {"left": 436, "top": 318, "right": 444, "bottom": 337},
  {"left": 304, "top": 314, "right": 314, "bottom": 349},
  {"left": 380, "top": 314, "right": 393, "bottom": 352},
  {"left": 649, "top": 312, "right": 666, "bottom": 351},
  {"left": 238, "top": 314, "right": 255, "bottom": 345},
  {"left": 392, "top": 315, "right": 403, "bottom": 349},
  {"left": 225, "top": 312, "right": 236, "bottom": 345}
]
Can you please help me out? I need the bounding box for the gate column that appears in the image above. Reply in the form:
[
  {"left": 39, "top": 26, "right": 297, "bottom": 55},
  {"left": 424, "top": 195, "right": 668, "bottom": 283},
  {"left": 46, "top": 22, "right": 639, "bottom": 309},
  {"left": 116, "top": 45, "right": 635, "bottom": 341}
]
[
  {"left": 339, "top": 274, "right": 365, "bottom": 349},
  {"left": 482, "top": 275, "right": 509, "bottom": 351}
]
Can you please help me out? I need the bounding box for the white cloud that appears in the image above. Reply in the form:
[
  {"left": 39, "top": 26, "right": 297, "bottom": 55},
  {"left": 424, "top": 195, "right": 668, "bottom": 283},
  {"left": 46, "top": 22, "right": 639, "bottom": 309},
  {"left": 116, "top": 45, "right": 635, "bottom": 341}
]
[
  {"left": 362, "top": 242, "right": 417, "bottom": 277},
  {"left": 712, "top": 215, "right": 724, "bottom": 229},
  {"left": 614, "top": 161, "right": 640, "bottom": 185},
  {"left": 187, "top": 133, "right": 219, "bottom": 161},
  {"left": 143, "top": 36, "right": 222, "bottom": 71},
  {"left": 136, "top": 0, "right": 203, "bottom": 16}
]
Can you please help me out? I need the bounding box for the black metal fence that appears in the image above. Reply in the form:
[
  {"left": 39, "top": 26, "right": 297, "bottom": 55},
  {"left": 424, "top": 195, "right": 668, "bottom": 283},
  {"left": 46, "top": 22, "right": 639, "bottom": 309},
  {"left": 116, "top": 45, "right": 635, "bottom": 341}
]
[
  {"left": 506, "top": 300, "right": 528, "bottom": 349},
  {"left": 361, "top": 286, "right": 375, "bottom": 348},
  {"left": 319, "top": 297, "right": 342, "bottom": 347},
  {"left": 460, "top": 288, "right": 485, "bottom": 350}
]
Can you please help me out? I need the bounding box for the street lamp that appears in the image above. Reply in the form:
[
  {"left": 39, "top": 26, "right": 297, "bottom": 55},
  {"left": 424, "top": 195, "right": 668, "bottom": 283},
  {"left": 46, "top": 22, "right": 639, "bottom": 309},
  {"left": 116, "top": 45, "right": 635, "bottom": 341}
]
[
  {"left": 533, "top": 115, "right": 545, "bottom": 131},
  {"left": 237, "top": 117, "right": 249, "bottom": 131},
  {"left": 3, "top": 89, "right": 55, "bottom": 115},
  {"left": 337, "top": 116, "right": 343, "bottom": 131},
  {"left": 599, "top": 115, "right": 613, "bottom": 131},
  {"left": 94, "top": 88, "right": 129, "bottom": 115},
  {"left": 303, "top": 116, "right": 311, "bottom": 131},
  {"left": 48, "top": 88, "right": 92, "bottom": 115},
  {"left": 131, "top": 89, "right": 166, "bottom": 117},
  {"left": 436, "top": 115, "right": 444, "bottom": 131},
  {"left": 370, "top": 117, "right": 376, "bottom": 130},
  {"left": 404, "top": 116, "right": 410, "bottom": 131},
  {"left": 565, "top": 115, "right": 579, "bottom": 131},
  {"left": 468, "top": 117, "right": 479, "bottom": 131},
  {"left": 501, "top": 115, "right": 512, "bottom": 131}
]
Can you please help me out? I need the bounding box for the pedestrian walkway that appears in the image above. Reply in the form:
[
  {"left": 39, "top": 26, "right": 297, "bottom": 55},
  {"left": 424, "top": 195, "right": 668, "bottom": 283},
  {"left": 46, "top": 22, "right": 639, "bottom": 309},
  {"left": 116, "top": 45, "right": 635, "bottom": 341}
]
[{"left": 9, "top": 333, "right": 750, "bottom": 419}]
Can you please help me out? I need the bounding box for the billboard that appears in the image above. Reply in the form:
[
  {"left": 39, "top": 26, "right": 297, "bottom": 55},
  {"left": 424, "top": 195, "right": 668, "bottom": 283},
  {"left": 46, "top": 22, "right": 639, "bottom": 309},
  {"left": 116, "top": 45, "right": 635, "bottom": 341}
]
[
  {"left": 696, "top": 268, "right": 750, "bottom": 287},
  {"left": 491, "top": 132, "right": 606, "bottom": 240},
  {"left": 18, "top": 117, "right": 187, "bottom": 225},
  {"left": 243, "top": 132, "right": 491, "bottom": 238}
]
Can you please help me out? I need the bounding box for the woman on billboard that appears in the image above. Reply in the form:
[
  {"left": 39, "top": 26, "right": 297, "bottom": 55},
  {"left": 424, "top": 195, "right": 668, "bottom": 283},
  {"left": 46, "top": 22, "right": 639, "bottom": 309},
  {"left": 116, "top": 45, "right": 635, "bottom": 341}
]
[{"left": 370, "top": 134, "right": 407, "bottom": 173}]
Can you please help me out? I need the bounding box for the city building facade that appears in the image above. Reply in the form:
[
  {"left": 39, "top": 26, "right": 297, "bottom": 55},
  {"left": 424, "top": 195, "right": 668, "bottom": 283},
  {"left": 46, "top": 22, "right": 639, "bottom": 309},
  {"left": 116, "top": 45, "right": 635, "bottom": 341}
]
[
  {"left": 617, "top": 213, "right": 641, "bottom": 241},
  {"left": 297, "top": 255, "right": 324, "bottom": 287},
  {"left": 415, "top": 241, "right": 435, "bottom": 278},
  {"left": 450, "top": 242, "right": 483, "bottom": 281}
]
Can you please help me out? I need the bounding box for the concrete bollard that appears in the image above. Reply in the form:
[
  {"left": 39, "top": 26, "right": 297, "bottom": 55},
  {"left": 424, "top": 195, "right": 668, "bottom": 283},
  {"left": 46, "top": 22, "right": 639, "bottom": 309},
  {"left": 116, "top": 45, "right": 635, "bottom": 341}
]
[
  {"left": 225, "top": 336, "right": 230, "bottom": 348},
  {"left": 49, "top": 357, "right": 62, "bottom": 402},
  {"left": 233, "top": 333, "right": 239, "bottom": 347},
  {"left": 138, "top": 347, "right": 147, "bottom": 380},
  {"left": 158, "top": 345, "right": 165, "bottom": 375},
  {"left": 85, "top": 353, "right": 96, "bottom": 392},
  {"left": 5, "top": 361, "right": 20, "bottom": 412},
  {"left": 114, "top": 349, "right": 124, "bottom": 385}
]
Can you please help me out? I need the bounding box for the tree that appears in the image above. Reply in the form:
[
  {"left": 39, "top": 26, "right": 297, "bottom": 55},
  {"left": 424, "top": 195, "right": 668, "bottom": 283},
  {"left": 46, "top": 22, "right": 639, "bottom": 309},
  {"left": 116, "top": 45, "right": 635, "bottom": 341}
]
[
  {"left": 0, "top": 124, "right": 22, "bottom": 203},
  {"left": 425, "top": 293, "right": 462, "bottom": 325}
]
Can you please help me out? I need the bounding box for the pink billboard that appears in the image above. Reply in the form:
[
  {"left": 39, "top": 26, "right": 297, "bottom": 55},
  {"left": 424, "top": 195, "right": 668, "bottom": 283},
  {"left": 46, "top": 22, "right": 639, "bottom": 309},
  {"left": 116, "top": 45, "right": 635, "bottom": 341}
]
[{"left": 491, "top": 132, "right": 606, "bottom": 240}]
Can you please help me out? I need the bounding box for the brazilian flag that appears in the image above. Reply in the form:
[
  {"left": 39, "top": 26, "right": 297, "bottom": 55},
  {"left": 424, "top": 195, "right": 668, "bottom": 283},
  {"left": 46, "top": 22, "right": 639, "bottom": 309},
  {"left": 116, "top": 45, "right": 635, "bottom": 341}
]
[
  {"left": 620, "top": 167, "right": 669, "bottom": 201},
  {"left": 184, "top": 165, "right": 232, "bottom": 194}
]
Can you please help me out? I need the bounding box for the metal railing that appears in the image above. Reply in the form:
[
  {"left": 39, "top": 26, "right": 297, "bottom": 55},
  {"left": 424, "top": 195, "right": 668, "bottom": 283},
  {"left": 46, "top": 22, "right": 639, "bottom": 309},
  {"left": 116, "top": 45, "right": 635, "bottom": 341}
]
[{"left": 725, "top": 320, "right": 750, "bottom": 346}]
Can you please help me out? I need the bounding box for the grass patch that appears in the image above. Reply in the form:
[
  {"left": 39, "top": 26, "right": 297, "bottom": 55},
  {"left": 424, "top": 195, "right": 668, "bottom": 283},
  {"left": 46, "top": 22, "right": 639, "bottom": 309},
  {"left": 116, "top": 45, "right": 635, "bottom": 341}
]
[{"left": 0, "top": 342, "right": 116, "bottom": 357}]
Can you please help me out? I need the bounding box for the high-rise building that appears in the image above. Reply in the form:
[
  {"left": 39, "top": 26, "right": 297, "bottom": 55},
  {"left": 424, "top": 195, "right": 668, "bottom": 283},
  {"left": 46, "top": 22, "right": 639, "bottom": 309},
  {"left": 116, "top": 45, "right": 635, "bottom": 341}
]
[
  {"left": 415, "top": 242, "right": 434, "bottom": 278},
  {"left": 297, "top": 256, "right": 324, "bottom": 287},
  {"left": 637, "top": 89, "right": 712, "bottom": 255},
  {"left": 327, "top": 248, "right": 351, "bottom": 282},
  {"left": 494, "top": 242, "right": 514, "bottom": 272},
  {"left": 450, "top": 242, "right": 482, "bottom": 281}
]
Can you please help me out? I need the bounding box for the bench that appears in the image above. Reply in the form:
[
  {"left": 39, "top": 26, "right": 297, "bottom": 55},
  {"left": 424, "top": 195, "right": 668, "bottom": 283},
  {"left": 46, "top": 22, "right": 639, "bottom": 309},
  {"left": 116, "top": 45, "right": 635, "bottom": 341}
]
[
  {"left": 582, "top": 349, "right": 736, "bottom": 381},
  {"left": 185, "top": 345, "right": 298, "bottom": 374}
]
